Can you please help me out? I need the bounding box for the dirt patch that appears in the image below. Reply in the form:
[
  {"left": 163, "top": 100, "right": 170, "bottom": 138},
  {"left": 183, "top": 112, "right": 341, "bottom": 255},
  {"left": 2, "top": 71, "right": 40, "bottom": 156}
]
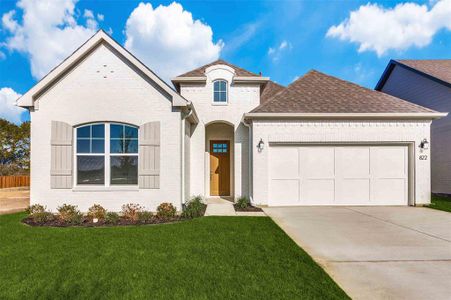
[{"left": 234, "top": 205, "right": 263, "bottom": 212}]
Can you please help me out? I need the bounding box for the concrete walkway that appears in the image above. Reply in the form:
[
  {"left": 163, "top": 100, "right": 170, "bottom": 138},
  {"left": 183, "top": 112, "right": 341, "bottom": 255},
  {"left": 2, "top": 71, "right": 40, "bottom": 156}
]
[
  {"left": 0, "top": 188, "right": 29, "bottom": 215},
  {"left": 264, "top": 206, "right": 451, "bottom": 300},
  {"left": 205, "top": 198, "right": 266, "bottom": 216}
]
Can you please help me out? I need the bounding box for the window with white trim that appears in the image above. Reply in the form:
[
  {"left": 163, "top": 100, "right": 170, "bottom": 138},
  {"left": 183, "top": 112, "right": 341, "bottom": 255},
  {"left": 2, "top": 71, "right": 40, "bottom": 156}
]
[
  {"left": 76, "top": 123, "right": 138, "bottom": 186},
  {"left": 213, "top": 80, "right": 227, "bottom": 103}
]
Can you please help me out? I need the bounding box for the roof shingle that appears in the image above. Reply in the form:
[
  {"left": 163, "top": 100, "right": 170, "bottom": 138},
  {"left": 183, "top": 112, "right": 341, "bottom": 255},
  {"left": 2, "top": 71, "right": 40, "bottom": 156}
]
[
  {"left": 176, "top": 59, "right": 261, "bottom": 78},
  {"left": 396, "top": 59, "right": 451, "bottom": 85},
  {"left": 260, "top": 81, "right": 285, "bottom": 103},
  {"left": 251, "top": 70, "right": 436, "bottom": 114}
]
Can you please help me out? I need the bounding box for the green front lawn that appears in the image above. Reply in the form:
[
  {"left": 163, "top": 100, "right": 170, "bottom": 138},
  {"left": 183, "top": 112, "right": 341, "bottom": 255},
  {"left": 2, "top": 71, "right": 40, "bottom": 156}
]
[
  {"left": 0, "top": 213, "right": 348, "bottom": 299},
  {"left": 427, "top": 194, "right": 451, "bottom": 213}
]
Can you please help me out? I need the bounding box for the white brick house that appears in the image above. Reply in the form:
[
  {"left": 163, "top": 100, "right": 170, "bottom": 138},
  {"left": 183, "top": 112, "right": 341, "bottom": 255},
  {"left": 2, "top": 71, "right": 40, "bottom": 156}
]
[{"left": 17, "top": 30, "right": 447, "bottom": 211}]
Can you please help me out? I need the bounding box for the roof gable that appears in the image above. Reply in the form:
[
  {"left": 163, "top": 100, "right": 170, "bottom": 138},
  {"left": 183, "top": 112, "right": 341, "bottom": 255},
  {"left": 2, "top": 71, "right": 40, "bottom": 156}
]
[
  {"left": 376, "top": 59, "right": 451, "bottom": 90},
  {"left": 17, "top": 30, "right": 188, "bottom": 108},
  {"left": 251, "top": 70, "right": 438, "bottom": 115},
  {"left": 175, "top": 59, "right": 261, "bottom": 78}
]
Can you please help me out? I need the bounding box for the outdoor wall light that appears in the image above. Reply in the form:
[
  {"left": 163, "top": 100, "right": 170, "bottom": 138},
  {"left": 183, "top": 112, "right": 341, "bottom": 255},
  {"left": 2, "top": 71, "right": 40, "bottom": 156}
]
[
  {"left": 419, "top": 138, "right": 429, "bottom": 150},
  {"left": 257, "top": 138, "right": 265, "bottom": 152}
]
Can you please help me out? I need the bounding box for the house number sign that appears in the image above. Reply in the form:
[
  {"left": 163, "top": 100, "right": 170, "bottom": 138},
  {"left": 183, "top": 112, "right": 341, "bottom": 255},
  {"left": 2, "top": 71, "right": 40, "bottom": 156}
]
[{"left": 419, "top": 155, "right": 428, "bottom": 160}]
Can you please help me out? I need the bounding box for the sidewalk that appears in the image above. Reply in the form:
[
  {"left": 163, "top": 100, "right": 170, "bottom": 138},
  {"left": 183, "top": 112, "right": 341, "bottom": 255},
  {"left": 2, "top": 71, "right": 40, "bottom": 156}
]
[{"left": 0, "top": 187, "right": 29, "bottom": 215}]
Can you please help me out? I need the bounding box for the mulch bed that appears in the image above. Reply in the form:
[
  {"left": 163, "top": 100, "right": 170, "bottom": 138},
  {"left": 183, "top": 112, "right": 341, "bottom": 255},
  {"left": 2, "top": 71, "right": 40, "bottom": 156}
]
[
  {"left": 22, "top": 216, "right": 187, "bottom": 227},
  {"left": 234, "top": 205, "right": 263, "bottom": 212}
]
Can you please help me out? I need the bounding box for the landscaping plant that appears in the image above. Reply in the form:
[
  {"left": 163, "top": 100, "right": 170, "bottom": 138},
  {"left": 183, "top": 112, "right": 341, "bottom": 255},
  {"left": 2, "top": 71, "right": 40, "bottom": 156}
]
[
  {"left": 105, "top": 212, "right": 120, "bottom": 225},
  {"left": 156, "top": 202, "right": 176, "bottom": 218},
  {"left": 27, "top": 204, "right": 54, "bottom": 223},
  {"left": 137, "top": 211, "right": 153, "bottom": 223},
  {"left": 56, "top": 204, "right": 83, "bottom": 224},
  {"left": 121, "top": 203, "right": 143, "bottom": 222},
  {"left": 182, "top": 196, "right": 206, "bottom": 219},
  {"left": 236, "top": 196, "right": 250, "bottom": 209},
  {"left": 87, "top": 204, "right": 107, "bottom": 221}
]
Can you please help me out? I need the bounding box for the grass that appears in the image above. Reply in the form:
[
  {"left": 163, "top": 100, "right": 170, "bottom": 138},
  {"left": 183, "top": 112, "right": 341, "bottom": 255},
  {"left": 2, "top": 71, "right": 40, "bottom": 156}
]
[
  {"left": 427, "top": 194, "right": 451, "bottom": 213},
  {"left": 0, "top": 213, "right": 348, "bottom": 300}
]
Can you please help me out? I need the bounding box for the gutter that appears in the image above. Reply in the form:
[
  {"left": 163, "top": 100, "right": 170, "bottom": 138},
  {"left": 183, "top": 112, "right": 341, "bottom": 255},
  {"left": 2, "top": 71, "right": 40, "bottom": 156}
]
[{"left": 244, "top": 112, "right": 448, "bottom": 120}]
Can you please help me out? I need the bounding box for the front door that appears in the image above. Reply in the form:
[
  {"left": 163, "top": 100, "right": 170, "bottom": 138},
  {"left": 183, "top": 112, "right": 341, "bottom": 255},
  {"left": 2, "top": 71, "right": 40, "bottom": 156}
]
[{"left": 210, "top": 141, "right": 230, "bottom": 196}]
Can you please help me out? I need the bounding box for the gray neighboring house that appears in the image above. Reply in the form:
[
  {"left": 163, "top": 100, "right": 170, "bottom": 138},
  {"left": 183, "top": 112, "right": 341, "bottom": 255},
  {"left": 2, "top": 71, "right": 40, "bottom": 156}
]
[{"left": 376, "top": 59, "right": 451, "bottom": 195}]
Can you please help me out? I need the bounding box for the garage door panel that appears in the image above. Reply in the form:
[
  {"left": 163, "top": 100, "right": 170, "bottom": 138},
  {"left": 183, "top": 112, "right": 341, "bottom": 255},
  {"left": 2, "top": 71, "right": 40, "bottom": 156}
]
[
  {"left": 371, "top": 147, "right": 406, "bottom": 178},
  {"left": 300, "top": 179, "right": 335, "bottom": 204},
  {"left": 300, "top": 147, "right": 335, "bottom": 178},
  {"left": 335, "top": 179, "right": 370, "bottom": 204},
  {"left": 269, "top": 179, "right": 299, "bottom": 206},
  {"left": 270, "top": 147, "right": 299, "bottom": 179},
  {"left": 371, "top": 179, "right": 407, "bottom": 205},
  {"left": 268, "top": 145, "right": 408, "bottom": 206},
  {"left": 336, "top": 147, "right": 370, "bottom": 178}
]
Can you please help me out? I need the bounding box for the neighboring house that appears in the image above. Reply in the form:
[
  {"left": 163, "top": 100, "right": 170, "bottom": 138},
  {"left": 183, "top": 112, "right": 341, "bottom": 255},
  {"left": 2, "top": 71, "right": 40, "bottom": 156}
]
[
  {"left": 376, "top": 60, "right": 451, "bottom": 196},
  {"left": 17, "top": 30, "right": 447, "bottom": 211}
]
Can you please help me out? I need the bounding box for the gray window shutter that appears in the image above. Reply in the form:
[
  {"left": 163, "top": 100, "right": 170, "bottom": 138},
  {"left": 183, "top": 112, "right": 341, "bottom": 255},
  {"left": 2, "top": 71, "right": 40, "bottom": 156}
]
[
  {"left": 50, "top": 121, "right": 73, "bottom": 189},
  {"left": 139, "top": 122, "right": 160, "bottom": 189}
]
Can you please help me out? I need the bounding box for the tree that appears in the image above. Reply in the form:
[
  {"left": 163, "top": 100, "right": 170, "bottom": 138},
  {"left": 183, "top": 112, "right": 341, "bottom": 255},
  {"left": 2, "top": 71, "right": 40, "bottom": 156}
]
[{"left": 0, "top": 118, "right": 30, "bottom": 175}]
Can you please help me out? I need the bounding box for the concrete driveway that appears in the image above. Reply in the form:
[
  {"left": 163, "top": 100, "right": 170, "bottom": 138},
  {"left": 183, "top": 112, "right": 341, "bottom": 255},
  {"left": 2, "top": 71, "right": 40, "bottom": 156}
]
[
  {"left": 0, "top": 188, "right": 29, "bottom": 215},
  {"left": 264, "top": 206, "right": 451, "bottom": 300}
]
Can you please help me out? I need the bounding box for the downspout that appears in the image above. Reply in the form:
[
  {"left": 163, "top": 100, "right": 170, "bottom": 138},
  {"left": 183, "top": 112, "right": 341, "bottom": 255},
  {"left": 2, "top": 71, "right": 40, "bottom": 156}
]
[
  {"left": 241, "top": 115, "right": 253, "bottom": 203},
  {"left": 181, "top": 103, "right": 194, "bottom": 208}
]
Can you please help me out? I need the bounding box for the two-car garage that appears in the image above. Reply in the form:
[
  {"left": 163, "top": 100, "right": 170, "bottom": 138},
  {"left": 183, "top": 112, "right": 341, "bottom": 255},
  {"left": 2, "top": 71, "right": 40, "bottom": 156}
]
[{"left": 268, "top": 145, "right": 410, "bottom": 206}]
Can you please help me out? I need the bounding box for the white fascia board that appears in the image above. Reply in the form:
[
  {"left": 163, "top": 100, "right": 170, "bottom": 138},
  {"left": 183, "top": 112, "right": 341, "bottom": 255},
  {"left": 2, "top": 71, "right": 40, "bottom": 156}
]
[
  {"left": 171, "top": 77, "right": 207, "bottom": 83},
  {"left": 17, "top": 30, "right": 188, "bottom": 108},
  {"left": 233, "top": 77, "right": 270, "bottom": 84},
  {"left": 244, "top": 112, "right": 448, "bottom": 120}
]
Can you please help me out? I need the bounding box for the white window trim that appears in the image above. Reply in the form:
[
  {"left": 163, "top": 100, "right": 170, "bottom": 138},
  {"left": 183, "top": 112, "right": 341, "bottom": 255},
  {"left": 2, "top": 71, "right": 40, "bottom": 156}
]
[
  {"left": 73, "top": 122, "right": 139, "bottom": 189},
  {"left": 212, "top": 79, "right": 228, "bottom": 105}
]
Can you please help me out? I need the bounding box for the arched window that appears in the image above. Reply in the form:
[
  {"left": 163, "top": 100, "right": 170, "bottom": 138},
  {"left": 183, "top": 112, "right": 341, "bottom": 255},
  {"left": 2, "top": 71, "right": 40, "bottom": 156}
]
[
  {"left": 76, "top": 123, "right": 138, "bottom": 186},
  {"left": 213, "top": 80, "right": 227, "bottom": 103}
]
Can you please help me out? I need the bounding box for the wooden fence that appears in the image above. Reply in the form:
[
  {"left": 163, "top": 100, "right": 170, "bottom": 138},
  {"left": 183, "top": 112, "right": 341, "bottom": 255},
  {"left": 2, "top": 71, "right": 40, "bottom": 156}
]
[{"left": 0, "top": 176, "right": 30, "bottom": 189}]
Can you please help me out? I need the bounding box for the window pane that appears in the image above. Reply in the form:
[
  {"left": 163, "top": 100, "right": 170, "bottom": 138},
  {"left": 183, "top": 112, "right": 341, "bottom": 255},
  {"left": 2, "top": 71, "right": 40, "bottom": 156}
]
[
  {"left": 77, "top": 156, "right": 104, "bottom": 185},
  {"left": 91, "top": 139, "right": 105, "bottom": 153},
  {"left": 77, "top": 126, "right": 90, "bottom": 138},
  {"left": 110, "top": 139, "right": 123, "bottom": 153},
  {"left": 220, "top": 91, "right": 227, "bottom": 101},
  {"left": 92, "top": 124, "right": 105, "bottom": 138},
  {"left": 110, "top": 124, "right": 123, "bottom": 139},
  {"left": 220, "top": 81, "right": 226, "bottom": 91},
  {"left": 124, "top": 126, "right": 138, "bottom": 139},
  {"left": 214, "top": 91, "right": 221, "bottom": 102},
  {"left": 77, "top": 139, "right": 90, "bottom": 153},
  {"left": 213, "top": 81, "right": 220, "bottom": 91},
  {"left": 124, "top": 139, "right": 138, "bottom": 153},
  {"left": 111, "top": 156, "right": 138, "bottom": 185}
]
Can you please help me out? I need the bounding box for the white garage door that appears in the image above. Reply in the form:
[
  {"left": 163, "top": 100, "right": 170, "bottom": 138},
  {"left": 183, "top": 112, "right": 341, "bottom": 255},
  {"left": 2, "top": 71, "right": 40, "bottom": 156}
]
[{"left": 269, "top": 145, "right": 409, "bottom": 206}]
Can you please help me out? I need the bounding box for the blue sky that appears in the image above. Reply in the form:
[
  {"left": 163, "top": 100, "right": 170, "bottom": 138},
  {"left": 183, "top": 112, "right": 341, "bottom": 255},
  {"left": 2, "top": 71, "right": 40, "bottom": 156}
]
[{"left": 0, "top": 0, "right": 450, "bottom": 123}]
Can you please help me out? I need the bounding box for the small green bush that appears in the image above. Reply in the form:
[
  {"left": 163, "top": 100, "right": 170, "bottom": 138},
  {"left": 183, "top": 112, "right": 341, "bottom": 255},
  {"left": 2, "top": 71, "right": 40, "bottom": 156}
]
[
  {"left": 57, "top": 204, "right": 83, "bottom": 224},
  {"left": 236, "top": 196, "right": 250, "bottom": 209},
  {"left": 121, "top": 203, "right": 143, "bottom": 221},
  {"left": 26, "top": 204, "right": 46, "bottom": 215},
  {"left": 105, "top": 212, "right": 120, "bottom": 224},
  {"left": 156, "top": 202, "right": 176, "bottom": 218},
  {"left": 138, "top": 211, "right": 153, "bottom": 223},
  {"left": 87, "top": 204, "right": 107, "bottom": 221},
  {"left": 26, "top": 204, "right": 54, "bottom": 223},
  {"left": 182, "top": 196, "right": 206, "bottom": 219}
]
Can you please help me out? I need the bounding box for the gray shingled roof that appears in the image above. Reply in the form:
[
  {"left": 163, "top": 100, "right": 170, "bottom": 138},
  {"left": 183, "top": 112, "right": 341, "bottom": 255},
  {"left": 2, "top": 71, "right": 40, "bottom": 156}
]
[
  {"left": 251, "top": 70, "right": 436, "bottom": 113},
  {"left": 396, "top": 59, "right": 451, "bottom": 84},
  {"left": 176, "top": 59, "right": 261, "bottom": 78}
]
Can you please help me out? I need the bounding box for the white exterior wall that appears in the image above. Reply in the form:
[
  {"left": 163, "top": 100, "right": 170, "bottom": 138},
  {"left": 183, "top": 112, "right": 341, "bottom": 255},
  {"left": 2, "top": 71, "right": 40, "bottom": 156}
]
[
  {"left": 252, "top": 120, "right": 432, "bottom": 206},
  {"left": 179, "top": 65, "right": 260, "bottom": 198},
  {"left": 30, "top": 44, "right": 183, "bottom": 212}
]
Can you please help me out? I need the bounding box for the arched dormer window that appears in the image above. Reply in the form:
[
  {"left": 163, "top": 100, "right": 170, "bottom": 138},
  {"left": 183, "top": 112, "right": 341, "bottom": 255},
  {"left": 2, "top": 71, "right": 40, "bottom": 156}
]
[
  {"left": 75, "top": 123, "right": 138, "bottom": 186},
  {"left": 213, "top": 80, "right": 227, "bottom": 104}
]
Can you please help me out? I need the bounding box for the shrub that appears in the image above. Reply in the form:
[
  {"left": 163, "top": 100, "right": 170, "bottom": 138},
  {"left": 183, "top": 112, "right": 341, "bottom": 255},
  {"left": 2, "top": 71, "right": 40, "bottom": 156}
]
[
  {"left": 121, "top": 203, "right": 143, "bottom": 222},
  {"left": 182, "top": 196, "right": 206, "bottom": 219},
  {"left": 105, "top": 212, "right": 120, "bottom": 224},
  {"left": 156, "top": 202, "right": 176, "bottom": 218},
  {"left": 87, "top": 204, "right": 106, "bottom": 221},
  {"left": 26, "top": 204, "right": 46, "bottom": 215},
  {"left": 57, "top": 204, "right": 83, "bottom": 224},
  {"left": 236, "top": 196, "right": 250, "bottom": 209},
  {"left": 138, "top": 211, "right": 153, "bottom": 223}
]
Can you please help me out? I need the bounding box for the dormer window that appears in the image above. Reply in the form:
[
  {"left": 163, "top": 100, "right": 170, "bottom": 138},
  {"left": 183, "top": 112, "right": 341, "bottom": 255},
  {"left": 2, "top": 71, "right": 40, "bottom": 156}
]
[{"left": 213, "top": 80, "right": 227, "bottom": 103}]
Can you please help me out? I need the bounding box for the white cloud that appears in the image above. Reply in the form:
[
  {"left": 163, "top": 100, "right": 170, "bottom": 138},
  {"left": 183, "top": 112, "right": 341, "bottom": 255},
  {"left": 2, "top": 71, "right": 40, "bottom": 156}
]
[
  {"left": 326, "top": 0, "right": 451, "bottom": 56},
  {"left": 268, "top": 40, "right": 292, "bottom": 62},
  {"left": 1, "top": 0, "right": 104, "bottom": 79},
  {"left": 124, "top": 2, "right": 223, "bottom": 81},
  {"left": 0, "top": 87, "right": 24, "bottom": 124}
]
